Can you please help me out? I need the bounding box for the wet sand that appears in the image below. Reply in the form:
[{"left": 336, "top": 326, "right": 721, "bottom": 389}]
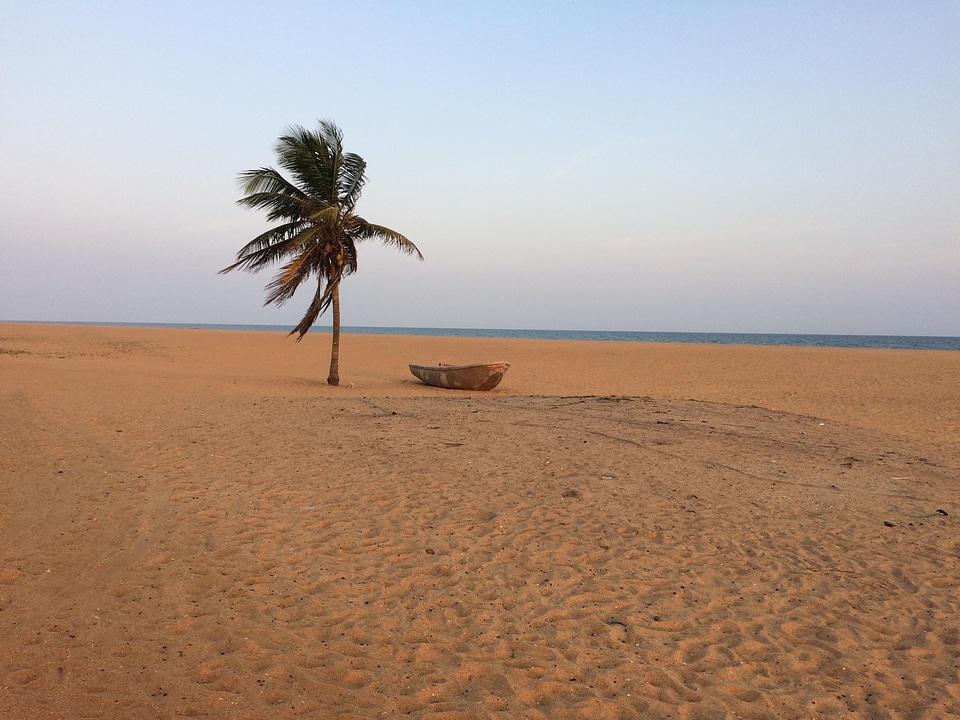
[{"left": 2, "top": 323, "right": 958, "bottom": 718}]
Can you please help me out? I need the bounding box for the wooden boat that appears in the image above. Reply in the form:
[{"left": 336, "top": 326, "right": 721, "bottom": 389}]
[{"left": 409, "top": 362, "right": 510, "bottom": 391}]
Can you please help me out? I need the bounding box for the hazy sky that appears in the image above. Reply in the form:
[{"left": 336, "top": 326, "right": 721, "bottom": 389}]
[{"left": 2, "top": 2, "right": 958, "bottom": 335}]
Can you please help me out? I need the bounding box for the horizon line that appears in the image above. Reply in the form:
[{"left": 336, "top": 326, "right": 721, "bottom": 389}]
[{"left": 3, "top": 319, "right": 958, "bottom": 341}]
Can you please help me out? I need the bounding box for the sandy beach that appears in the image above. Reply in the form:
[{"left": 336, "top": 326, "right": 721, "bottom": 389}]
[{"left": 1, "top": 322, "right": 958, "bottom": 719}]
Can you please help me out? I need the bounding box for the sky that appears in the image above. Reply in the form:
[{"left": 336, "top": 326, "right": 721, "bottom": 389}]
[{"left": 1, "top": 1, "right": 958, "bottom": 336}]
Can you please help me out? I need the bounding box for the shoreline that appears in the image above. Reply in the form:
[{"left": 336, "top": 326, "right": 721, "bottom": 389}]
[
  {"left": 4, "top": 319, "right": 959, "bottom": 350},
  {"left": 3, "top": 322, "right": 957, "bottom": 446}
]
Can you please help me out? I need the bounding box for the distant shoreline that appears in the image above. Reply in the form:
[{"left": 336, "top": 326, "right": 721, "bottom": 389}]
[{"left": 3, "top": 319, "right": 959, "bottom": 350}]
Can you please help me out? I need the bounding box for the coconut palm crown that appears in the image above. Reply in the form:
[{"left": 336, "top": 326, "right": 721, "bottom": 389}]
[{"left": 221, "top": 120, "right": 422, "bottom": 385}]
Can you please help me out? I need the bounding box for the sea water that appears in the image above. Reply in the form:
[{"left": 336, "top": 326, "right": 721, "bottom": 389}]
[{"left": 24, "top": 322, "right": 960, "bottom": 351}]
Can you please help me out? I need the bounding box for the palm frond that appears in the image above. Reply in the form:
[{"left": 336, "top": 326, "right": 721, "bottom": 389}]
[
  {"left": 237, "top": 177, "right": 309, "bottom": 225},
  {"left": 275, "top": 123, "right": 343, "bottom": 204},
  {"left": 305, "top": 205, "right": 341, "bottom": 226},
  {"left": 349, "top": 218, "right": 424, "bottom": 259},
  {"left": 237, "top": 167, "right": 305, "bottom": 199},
  {"left": 264, "top": 255, "right": 312, "bottom": 306},
  {"left": 274, "top": 235, "right": 320, "bottom": 289},
  {"left": 219, "top": 221, "right": 310, "bottom": 273},
  {"left": 289, "top": 270, "right": 341, "bottom": 340},
  {"left": 337, "top": 152, "right": 367, "bottom": 211}
]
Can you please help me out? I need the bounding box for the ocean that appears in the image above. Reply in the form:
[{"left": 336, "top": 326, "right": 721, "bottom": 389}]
[{"left": 22, "top": 322, "right": 960, "bottom": 351}]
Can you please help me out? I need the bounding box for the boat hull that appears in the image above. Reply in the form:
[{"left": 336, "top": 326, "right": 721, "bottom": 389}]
[{"left": 409, "top": 362, "right": 510, "bottom": 391}]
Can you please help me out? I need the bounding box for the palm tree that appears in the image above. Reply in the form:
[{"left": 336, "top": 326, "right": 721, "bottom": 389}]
[{"left": 221, "top": 120, "right": 422, "bottom": 385}]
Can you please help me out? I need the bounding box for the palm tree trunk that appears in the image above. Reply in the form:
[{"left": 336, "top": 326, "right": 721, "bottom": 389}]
[{"left": 327, "top": 281, "right": 341, "bottom": 386}]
